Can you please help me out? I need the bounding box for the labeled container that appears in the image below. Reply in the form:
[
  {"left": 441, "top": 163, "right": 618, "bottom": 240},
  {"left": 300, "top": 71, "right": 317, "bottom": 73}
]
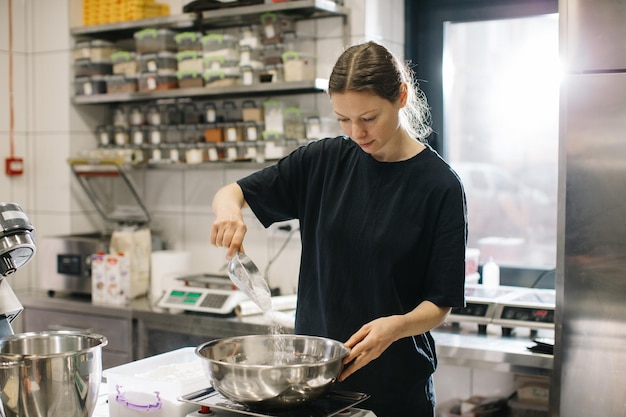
[
  {"left": 201, "top": 33, "right": 239, "bottom": 54},
  {"left": 239, "top": 45, "right": 262, "bottom": 66},
  {"left": 139, "top": 51, "right": 177, "bottom": 73},
  {"left": 282, "top": 50, "right": 316, "bottom": 81},
  {"left": 222, "top": 101, "right": 240, "bottom": 122},
  {"left": 105, "top": 74, "right": 138, "bottom": 93},
  {"left": 204, "top": 124, "right": 223, "bottom": 143},
  {"left": 130, "top": 126, "right": 145, "bottom": 145},
  {"left": 243, "top": 121, "right": 263, "bottom": 141},
  {"left": 74, "top": 76, "right": 107, "bottom": 95},
  {"left": 113, "top": 126, "right": 129, "bottom": 146},
  {"left": 129, "top": 105, "right": 144, "bottom": 126},
  {"left": 181, "top": 102, "right": 201, "bottom": 124},
  {"left": 134, "top": 28, "right": 177, "bottom": 53},
  {"left": 96, "top": 125, "right": 112, "bottom": 146},
  {"left": 182, "top": 123, "right": 203, "bottom": 143},
  {"left": 242, "top": 100, "right": 263, "bottom": 122},
  {"left": 176, "top": 50, "right": 204, "bottom": 72},
  {"left": 239, "top": 25, "right": 261, "bottom": 49},
  {"left": 174, "top": 31, "right": 202, "bottom": 51},
  {"left": 73, "top": 39, "right": 114, "bottom": 61},
  {"left": 111, "top": 51, "right": 139, "bottom": 76},
  {"left": 259, "top": 12, "right": 294, "bottom": 44},
  {"left": 223, "top": 122, "right": 243, "bottom": 142},
  {"left": 74, "top": 58, "right": 113, "bottom": 77},
  {"left": 203, "top": 49, "right": 240, "bottom": 70},
  {"left": 260, "top": 63, "right": 283, "bottom": 83},
  {"left": 261, "top": 43, "right": 284, "bottom": 65},
  {"left": 103, "top": 347, "right": 207, "bottom": 417},
  {"left": 203, "top": 67, "right": 240, "bottom": 87},
  {"left": 177, "top": 69, "right": 204, "bottom": 88},
  {"left": 203, "top": 102, "right": 218, "bottom": 123},
  {"left": 283, "top": 106, "right": 306, "bottom": 139},
  {"left": 240, "top": 62, "right": 264, "bottom": 85},
  {"left": 138, "top": 72, "right": 177, "bottom": 92},
  {"left": 146, "top": 105, "right": 162, "bottom": 125}
]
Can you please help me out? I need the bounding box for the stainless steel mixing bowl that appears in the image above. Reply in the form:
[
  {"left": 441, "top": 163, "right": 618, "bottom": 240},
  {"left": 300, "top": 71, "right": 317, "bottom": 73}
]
[
  {"left": 195, "top": 334, "right": 349, "bottom": 409},
  {"left": 0, "top": 330, "right": 108, "bottom": 417}
]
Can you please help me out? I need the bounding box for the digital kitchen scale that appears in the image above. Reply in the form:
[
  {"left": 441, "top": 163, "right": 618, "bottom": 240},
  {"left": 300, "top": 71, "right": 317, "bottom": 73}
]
[
  {"left": 449, "top": 284, "right": 527, "bottom": 326},
  {"left": 492, "top": 287, "right": 556, "bottom": 331},
  {"left": 157, "top": 274, "right": 249, "bottom": 315}
]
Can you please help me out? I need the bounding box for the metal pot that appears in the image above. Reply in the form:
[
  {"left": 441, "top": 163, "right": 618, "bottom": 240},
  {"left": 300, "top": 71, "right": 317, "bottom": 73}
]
[
  {"left": 195, "top": 334, "right": 349, "bottom": 409},
  {"left": 0, "top": 330, "right": 108, "bottom": 417}
]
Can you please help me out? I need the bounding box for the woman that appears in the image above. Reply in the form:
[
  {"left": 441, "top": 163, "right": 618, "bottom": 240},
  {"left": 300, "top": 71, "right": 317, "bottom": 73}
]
[{"left": 210, "top": 41, "right": 467, "bottom": 416}]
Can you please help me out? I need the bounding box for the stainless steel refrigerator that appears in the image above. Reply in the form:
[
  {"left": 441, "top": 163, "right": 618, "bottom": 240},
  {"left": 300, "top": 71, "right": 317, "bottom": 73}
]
[{"left": 554, "top": 1, "right": 626, "bottom": 415}]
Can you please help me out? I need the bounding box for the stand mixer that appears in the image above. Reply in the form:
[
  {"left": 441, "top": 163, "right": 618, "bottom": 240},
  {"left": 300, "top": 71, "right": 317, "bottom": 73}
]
[{"left": 0, "top": 202, "right": 36, "bottom": 337}]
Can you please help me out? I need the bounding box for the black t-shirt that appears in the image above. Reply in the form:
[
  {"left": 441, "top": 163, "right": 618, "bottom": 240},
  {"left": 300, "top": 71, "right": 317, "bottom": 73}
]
[{"left": 238, "top": 136, "right": 467, "bottom": 416}]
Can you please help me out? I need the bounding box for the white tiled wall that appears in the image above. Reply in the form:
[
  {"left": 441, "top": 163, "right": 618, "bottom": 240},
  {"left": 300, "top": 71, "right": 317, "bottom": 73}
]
[{"left": 0, "top": 0, "right": 515, "bottom": 405}]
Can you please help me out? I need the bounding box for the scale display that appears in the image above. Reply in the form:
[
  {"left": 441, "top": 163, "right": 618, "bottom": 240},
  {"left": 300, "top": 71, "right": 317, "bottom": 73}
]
[
  {"left": 491, "top": 287, "right": 556, "bottom": 329},
  {"left": 158, "top": 286, "right": 249, "bottom": 315}
]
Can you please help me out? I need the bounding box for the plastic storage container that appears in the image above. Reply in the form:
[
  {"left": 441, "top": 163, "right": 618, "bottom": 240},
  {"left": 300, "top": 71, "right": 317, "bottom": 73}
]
[
  {"left": 111, "top": 51, "right": 139, "bottom": 76},
  {"left": 74, "top": 76, "right": 107, "bottom": 95},
  {"left": 201, "top": 33, "right": 239, "bottom": 54},
  {"left": 203, "top": 68, "right": 240, "bottom": 87},
  {"left": 103, "top": 347, "right": 207, "bottom": 417},
  {"left": 259, "top": 12, "right": 294, "bottom": 44},
  {"left": 174, "top": 31, "right": 202, "bottom": 51},
  {"left": 176, "top": 50, "right": 204, "bottom": 72},
  {"left": 282, "top": 50, "right": 316, "bottom": 81},
  {"left": 134, "top": 28, "right": 177, "bottom": 53},
  {"left": 105, "top": 74, "right": 138, "bottom": 93},
  {"left": 203, "top": 50, "right": 240, "bottom": 70},
  {"left": 74, "top": 58, "right": 113, "bottom": 77},
  {"left": 139, "top": 51, "right": 177, "bottom": 73},
  {"left": 177, "top": 70, "right": 204, "bottom": 88},
  {"left": 139, "top": 72, "right": 177, "bottom": 92},
  {"left": 73, "top": 39, "right": 114, "bottom": 61}
]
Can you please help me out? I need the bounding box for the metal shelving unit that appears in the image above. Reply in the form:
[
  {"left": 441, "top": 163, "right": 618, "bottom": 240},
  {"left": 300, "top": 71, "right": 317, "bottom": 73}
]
[
  {"left": 73, "top": 78, "right": 329, "bottom": 104},
  {"left": 71, "top": 0, "right": 349, "bottom": 39}
]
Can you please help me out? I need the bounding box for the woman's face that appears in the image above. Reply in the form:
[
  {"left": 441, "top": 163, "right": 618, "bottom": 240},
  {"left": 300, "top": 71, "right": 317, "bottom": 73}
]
[{"left": 331, "top": 90, "right": 405, "bottom": 162}]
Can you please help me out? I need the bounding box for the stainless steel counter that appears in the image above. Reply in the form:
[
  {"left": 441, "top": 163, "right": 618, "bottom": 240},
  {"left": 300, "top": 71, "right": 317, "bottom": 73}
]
[{"left": 17, "top": 291, "right": 553, "bottom": 376}]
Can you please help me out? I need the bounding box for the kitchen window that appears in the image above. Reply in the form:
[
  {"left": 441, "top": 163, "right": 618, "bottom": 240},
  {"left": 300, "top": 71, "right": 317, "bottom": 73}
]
[
  {"left": 406, "top": 1, "right": 559, "bottom": 280},
  {"left": 443, "top": 13, "right": 559, "bottom": 270}
]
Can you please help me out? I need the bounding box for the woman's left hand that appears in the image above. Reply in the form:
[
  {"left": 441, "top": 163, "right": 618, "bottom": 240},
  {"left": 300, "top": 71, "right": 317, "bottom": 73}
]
[{"left": 339, "top": 315, "right": 404, "bottom": 381}]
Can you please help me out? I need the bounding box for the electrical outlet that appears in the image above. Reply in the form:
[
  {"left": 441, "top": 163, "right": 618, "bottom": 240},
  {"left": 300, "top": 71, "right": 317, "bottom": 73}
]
[{"left": 5, "top": 157, "right": 24, "bottom": 176}]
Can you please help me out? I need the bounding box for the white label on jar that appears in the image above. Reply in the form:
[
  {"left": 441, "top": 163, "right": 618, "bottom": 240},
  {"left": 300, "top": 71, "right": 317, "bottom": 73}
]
[
  {"left": 241, "top": 50, "right": 250, "bottom": 64},
  {"left": 115, "top": 132, "right": 127, "bottom": 145},
  {"left": 81, "top": 47, "right": 90, "bottom": 58},
  {"left": 150, "top": 130, "right": 161, "bottom": 144},
  {"left": 152, "top": 148, "right": 161, "bottom": 161},
  {"left": 208, "top": 148, "right": 218, "bottom": 161},
  {"left": 147, "top": 76, "right": 157, "bottom": 90},
  {"left": 99, "top": 132, "right": 110, "bottom": 145},
  {"left": 247, "top": 126, "right": 258, "bottom": 141},
  {"left": 227, "top": 147, "right": 238, "bottom": 160},
  {"left": 243, "top": 69, "right": 253, "bottom": 85},
  {"left": 226, "top": 127, "right": 237, "bottom": 142},
  {"left": 264, "top": 23, "right": 276, "bottom": 40},
  {"left": 131, "top": 112, "right": 143, "bottom": 125},
  {"left": 133, "top": 130, "right": 144, "bottom": 145},
  {"left": 186, "top": 149, "right": 202, "bottom": 164},
  {"left": 84, "top": 82, "right": 93, "bottom": 96},
  {"left": 246, "top": 146, "right": 257, "bottom": 159},
  {"left": 170, "top": 148, "right": 179, "bottom": 161},
  {"left": 206, "top": 108, "right": 216, "bottom": 123},
  {"left": 149, "top": 113, "right": 161, "bottom": 125},
  {"left": 147, "top": 60, "right": 157, "bottom": 72}
]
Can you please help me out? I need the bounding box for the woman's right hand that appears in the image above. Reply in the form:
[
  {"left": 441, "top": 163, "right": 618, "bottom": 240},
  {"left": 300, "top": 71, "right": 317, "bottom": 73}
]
[{"left": 210, "top": 183, "right": 248, "bottom": 259}]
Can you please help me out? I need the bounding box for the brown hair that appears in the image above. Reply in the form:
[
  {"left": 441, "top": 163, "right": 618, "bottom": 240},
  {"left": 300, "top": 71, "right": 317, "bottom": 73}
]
[{"left": 328, "top": 41, "right": 432, "bottom": 141}]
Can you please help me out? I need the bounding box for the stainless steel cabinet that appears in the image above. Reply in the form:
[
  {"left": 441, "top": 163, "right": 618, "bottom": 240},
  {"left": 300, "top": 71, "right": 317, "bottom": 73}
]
[{"left": 21, "top": 300, "right": 133, "bottom": 369}]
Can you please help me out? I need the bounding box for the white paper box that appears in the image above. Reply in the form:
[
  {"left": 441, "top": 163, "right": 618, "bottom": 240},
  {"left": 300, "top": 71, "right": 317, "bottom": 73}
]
[{"left": 103, "top": 347, "right": 207, "bottom": 417}]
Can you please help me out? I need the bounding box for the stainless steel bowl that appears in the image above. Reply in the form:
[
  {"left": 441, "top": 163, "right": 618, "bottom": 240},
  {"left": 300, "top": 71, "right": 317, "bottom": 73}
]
[
  {"left": 195, "top": 334, "right": 349, "bottom": 409},
  {"left": 0, "top": 330, "right": 108, "bottom": 417}
]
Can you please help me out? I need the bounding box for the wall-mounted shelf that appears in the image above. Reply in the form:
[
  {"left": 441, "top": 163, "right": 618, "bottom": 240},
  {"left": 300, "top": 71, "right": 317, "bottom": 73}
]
[
  {"left": 73, "top": 79, "right": 329, "bottom": 104},
  {"left": 71, "top": 0, "right": 349, "bottom": 40}
]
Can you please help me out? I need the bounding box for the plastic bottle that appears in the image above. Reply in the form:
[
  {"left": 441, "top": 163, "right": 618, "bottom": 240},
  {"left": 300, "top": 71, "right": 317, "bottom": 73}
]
[{"left": 482, "top": 257, "right": 500, "bottom": 287}]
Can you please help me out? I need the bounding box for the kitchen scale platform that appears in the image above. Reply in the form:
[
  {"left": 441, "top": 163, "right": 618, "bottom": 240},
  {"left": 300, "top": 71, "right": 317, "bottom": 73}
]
[
  {"left": 179, "top": 387, "right": 371, "bottom": 417},
  {"left": 157, "top": 274, "right": 249, "bottom": 315}
]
